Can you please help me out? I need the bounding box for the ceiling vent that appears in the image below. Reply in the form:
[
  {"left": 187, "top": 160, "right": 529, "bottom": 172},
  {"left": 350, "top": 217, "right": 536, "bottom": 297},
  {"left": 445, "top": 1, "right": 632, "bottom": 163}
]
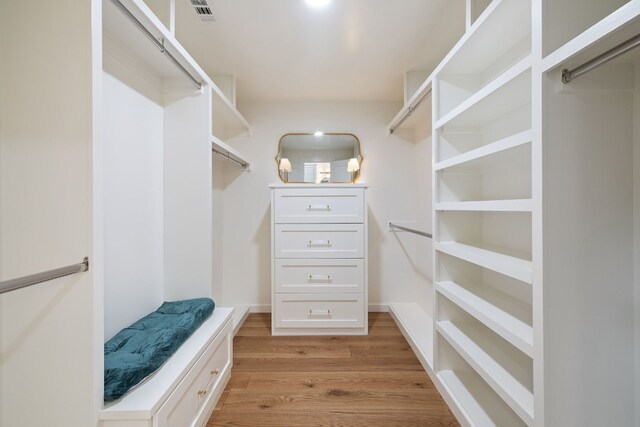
[{"left": 189, "top": 0, "right": 215, "bottom": 22}]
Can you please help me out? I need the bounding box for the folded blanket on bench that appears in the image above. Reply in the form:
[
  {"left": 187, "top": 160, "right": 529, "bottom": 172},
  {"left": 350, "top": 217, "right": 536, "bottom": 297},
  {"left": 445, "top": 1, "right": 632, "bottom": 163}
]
[{"left": 104, "top": 298, "right": 215, "bottom": 401}]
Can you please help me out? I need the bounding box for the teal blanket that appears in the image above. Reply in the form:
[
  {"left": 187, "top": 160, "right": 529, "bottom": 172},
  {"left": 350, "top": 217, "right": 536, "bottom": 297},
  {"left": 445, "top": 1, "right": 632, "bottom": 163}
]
[{"left": 104, "top": 298, "right": 215, "bottom": 402}]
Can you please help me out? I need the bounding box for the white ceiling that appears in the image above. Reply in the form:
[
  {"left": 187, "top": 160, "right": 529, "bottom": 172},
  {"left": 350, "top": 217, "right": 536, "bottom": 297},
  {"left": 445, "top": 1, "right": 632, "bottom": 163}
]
[{"left": 168, "top": 0, "right": 466, "bottom": 101}]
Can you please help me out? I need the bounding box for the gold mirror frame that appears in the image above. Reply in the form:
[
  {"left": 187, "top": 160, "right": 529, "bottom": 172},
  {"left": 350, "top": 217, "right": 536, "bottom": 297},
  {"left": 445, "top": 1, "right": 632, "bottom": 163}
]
[{"left": 275, "top": 133, "right": 364, "bottom": 184}]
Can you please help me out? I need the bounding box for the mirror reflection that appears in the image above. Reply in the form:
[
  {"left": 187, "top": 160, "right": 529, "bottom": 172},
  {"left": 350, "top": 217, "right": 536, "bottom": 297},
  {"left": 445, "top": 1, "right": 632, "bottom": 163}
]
[{"left": 276, "top": 133, "right": 363, "bottom": 183}]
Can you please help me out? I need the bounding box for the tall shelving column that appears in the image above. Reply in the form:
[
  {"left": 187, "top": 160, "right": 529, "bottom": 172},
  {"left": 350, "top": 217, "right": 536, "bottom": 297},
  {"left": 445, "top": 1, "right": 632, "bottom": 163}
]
[{"left": 431, "top": 1, "right": 535, "bottom": 425}]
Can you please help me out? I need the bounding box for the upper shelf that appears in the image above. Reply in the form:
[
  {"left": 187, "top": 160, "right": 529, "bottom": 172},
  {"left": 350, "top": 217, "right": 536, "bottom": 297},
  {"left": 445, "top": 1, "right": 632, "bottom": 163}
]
[
  {"left": 103, "top": 0, "right": 251, "bottom": 136},
  {"left": 542, "top": 1, "right": 640, "bottom": 73},
  {"left": 387, "top": 79, "right": 432, "bottom": 135}
]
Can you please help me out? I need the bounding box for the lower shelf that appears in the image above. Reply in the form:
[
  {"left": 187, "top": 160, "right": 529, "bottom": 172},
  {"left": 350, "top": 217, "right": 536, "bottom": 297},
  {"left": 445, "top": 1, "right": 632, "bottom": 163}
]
[
  {"left": 388, "top": 303, "right": 434, "bottom": 369},
  {"left": 438, "top": 370, "right": 527, "bottom": 427}
]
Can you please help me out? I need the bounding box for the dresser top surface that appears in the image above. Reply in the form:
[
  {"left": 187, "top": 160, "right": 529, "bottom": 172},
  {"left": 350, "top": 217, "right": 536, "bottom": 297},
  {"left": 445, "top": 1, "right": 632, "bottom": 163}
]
[{"left": 269, "top": 183, "right": 369, "bottom": 189}]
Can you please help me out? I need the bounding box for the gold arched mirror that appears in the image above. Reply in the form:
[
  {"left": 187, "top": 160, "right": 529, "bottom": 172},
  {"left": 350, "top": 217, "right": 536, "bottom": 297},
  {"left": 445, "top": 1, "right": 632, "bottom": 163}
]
[{"left": 275, "top": 133, "right": 363, "bottom": 183}]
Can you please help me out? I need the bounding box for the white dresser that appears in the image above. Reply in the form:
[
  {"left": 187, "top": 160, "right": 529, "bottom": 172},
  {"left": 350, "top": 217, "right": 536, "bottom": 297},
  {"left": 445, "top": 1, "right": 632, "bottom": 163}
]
[{"left": 270, "top": 183, "right": 368, "bottom": 335}]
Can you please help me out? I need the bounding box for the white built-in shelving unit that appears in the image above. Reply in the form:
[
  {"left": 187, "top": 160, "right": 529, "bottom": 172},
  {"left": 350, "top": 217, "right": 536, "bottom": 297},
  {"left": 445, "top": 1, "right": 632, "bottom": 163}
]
[
  {"left": 388, "top": 0, "right": 640, "bottom": 425},
  {"left": 432, "top": 1, "right": 533, "bottom": 425}
]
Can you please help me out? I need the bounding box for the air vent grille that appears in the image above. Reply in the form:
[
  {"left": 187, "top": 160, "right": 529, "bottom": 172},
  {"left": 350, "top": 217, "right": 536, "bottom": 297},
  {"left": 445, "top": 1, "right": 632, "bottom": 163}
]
[{"left": 189, "top": 0, "right": 215, "bottom": 22}]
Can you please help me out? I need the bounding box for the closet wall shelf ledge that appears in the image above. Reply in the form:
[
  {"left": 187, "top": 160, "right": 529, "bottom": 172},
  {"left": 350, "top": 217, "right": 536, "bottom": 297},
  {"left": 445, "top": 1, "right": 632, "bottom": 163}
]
[
  {"left": 211, "top": 136, "right": 251, "bottom": 170},
  {"left": 435, "top": 130, "right": 532, "bottom": 171},
  {"left": 436, "top": 281, "right": 533, "bottom": 357},
  {"left": 434, "top": 55, "right": 532, "bottom": 130},
  {"left": 387, "top": 80, "right": 432, "bottom": 134},
  {"left": 388, "top": 303, "right": 434, "bottom": 369},
  {"left": 435, "top": 242, "right": 532, "bottom": 285},
  {"left": 437, "top": 321, "right": 534, "bottom": 425},
  {"left": 435, "top": 199, "right": 533, "bottom": 212}
]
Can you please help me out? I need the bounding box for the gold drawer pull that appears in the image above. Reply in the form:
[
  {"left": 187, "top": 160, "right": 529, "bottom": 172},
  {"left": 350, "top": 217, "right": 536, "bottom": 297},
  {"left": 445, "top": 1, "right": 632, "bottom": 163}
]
[
  {"left": 210, "top": 369, "right": 219, "bottom": 377},
  {"left": 197, "top": 389, "right": 207, "bottom": 397}
]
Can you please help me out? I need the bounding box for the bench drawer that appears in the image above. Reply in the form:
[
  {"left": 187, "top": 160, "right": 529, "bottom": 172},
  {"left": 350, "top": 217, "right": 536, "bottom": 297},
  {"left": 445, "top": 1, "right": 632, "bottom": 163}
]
[
  {"left": 274, "top": 188, "right": 364, "bottom": 224},
  {"left": 274, "top": 293, "right": 365, "bottom": 329},
  {"left": 155, "top": 321, "right": 232, "bottom": 427},
  {"left": 275, "top": 224, "right": 364, "bottom": 259},
  {"left": 275, "top": 259, "right": 365, "bottom": 293}
]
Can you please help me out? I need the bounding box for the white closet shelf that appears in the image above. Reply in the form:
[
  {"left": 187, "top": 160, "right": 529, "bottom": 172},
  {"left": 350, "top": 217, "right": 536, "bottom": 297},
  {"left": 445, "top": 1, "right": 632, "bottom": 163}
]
[
  {"left": 387, "top": 79, "right": 432, "bottom": 134},
  {"left": 211, "top": 88, "right": 251, "bottom": 141},
  {"left": 541, "top": 1, "right": 640, "bottom": 73},
  {"left": 435, "top": 199, "right": 532, "bottom": 212},
  {"left": 435, "top": 130, "right": 532, "bottom": 171},
  {"left": 434, "top": 55, "right": 532, "bottom": 130},
  {"left": 435, "top": 242, "right": 533, "bottom": 285},
  {"left": 389, "top": 303, "right": 434, "bottom": 369},
  {"left": 436, "top": 282, "right": 533, "bottom": 357},
  {"left": 438, "top": 370, "right": 527, "bottom": 427},
  {"left": 437, "top": 321, "right": 534, "bottom": 425},
  {"left": 211, "top": 136, "right": 251, "bottom": 169},
  {"left": 437, "top": 0, "right": 531, "bottom": 76}
]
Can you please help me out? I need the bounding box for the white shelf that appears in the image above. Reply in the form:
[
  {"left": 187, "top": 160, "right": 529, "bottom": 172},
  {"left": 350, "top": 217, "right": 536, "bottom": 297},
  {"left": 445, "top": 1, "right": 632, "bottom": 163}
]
[
  {"left": 211, "top": 88, "right": 251, "bottom": 141},
  {"left": 542, "top": 1, "right": 640, "bottom": 73},
  {"left": 435, "top": 242, "right": 532, "bottom": 284},
  {"left": 435, "top": 55, "right": 532, "bottom": 130},
  {"left": 438, "top": 0, "right": 532, "bottom": 76},
  {"left": 387, "top": 79, "right": 432, "bottom": 134},
  {"left": 437, "top": 321, "right": 533, "bottom": 425},
  {"left": 211, "top": 135, "right": 251, "bottom": 169},
  {"left": 436, "top": 282, "right": 533, "bottom": 357},
  {"left": 435, "top": 199, "right": 532, "bottom": 212},
  {"left": 435, "top": 130, "right": 532, "bottom": 171},
  {"left": 438, "top": 370, "right": 527, "bottom": 427},
  {"left": 389, "top": 303, "right": 434, "bottom": 369}
]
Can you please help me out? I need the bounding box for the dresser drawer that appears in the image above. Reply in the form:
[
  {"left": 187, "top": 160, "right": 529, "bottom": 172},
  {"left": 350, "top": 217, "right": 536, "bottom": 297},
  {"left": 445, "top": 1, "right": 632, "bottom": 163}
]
[
  {"left": 274, "top": 188, "right": 364, "bottom": 224},
  {"left": 275, "top": 224, "right": 364, "bottom": 259},
  {"left": 274, "top": 294, "right": 365, "bottom": 329},
  {"left": 275, "top": 259, "right": 365, "bottom": 293},
  {"left": 155, "top": 321, "right": 232, "bottom": 427}
]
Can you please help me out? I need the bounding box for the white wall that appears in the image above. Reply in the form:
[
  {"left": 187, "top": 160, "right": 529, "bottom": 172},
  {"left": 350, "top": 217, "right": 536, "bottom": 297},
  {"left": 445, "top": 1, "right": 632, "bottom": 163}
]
[
  {"left": 635, "top": 63, "right": 640, "bottom": 427},
  {"left": 102, "top": 57, "right": 165, "bottom": 340},
  {"left": 0, "top": 1, "right": 99, "bottom": 425},
  {"left": 219, "top": 100, "right": 431, "bottom": 309},
  {"left": 164, "top": 90, "right": 213, "bottom": 301}
]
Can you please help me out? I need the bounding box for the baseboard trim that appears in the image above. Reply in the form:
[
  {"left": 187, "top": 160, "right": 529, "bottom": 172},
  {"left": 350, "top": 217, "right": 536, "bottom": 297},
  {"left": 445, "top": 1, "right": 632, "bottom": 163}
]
[
  {"left": 368, "top": 304, "right": 389, "bottom": 312},
  {"left": 250, "top": 304, "right": 271, "bottom": 313}
]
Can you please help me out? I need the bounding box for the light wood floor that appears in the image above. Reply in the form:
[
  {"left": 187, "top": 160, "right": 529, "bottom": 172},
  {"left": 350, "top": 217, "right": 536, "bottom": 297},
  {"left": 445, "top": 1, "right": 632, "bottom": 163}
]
[{"left": 207, "top": 312, "right": 459, "bottom": 427}]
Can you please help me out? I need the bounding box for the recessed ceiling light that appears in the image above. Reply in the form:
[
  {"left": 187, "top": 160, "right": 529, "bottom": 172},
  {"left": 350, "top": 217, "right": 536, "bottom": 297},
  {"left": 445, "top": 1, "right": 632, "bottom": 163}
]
[
  {"left": 314, "top": 131, "right": 324, "bottom": 137},
  {"left": 305, "top": 0, "right": 331, "bottom": 9}
]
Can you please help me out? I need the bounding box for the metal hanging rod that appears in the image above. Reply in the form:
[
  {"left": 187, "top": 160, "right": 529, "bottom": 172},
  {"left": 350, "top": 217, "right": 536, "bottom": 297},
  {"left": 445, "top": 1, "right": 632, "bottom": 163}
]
[
  {"left": 0, "top": 257, "right": 89, "bottom": 295},
  {"left": 213, "top": 148, "right": 248, "bottom": 169},
  {"left": 110, "top": 0, "right": 203, "bottom": 90},
  {"left": 389, "top": 89, "right": 432, "bottom": 134},
  {"left": 389, "top": 222, "right": 432, "bottom": 239},
  {"left": 562, "top": 33, "right": 640, "bottom": 83}
]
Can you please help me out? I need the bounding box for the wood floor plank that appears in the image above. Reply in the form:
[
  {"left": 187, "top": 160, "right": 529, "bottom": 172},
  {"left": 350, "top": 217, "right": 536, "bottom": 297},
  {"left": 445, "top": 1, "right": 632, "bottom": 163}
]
[
  {"left": 349, "top": 343, "right": 415, "bottom": 359},
  {"left": 222, "top": 388, "right": 446, "bottom": 411},
  {"left": 233, "top": 356, "right": 423, "bottom": 372},
  {"left": 235, "top": 344, "right": 351, "bottom": 359},
  {"left": 245, "top": 371, "right": 435, "bottom": 390},
  {"left": 208, "top": 313, "right": 459, "bottom": 426},
  {"left": 208, "top": 410, "right": 459, "bottom": 427}
]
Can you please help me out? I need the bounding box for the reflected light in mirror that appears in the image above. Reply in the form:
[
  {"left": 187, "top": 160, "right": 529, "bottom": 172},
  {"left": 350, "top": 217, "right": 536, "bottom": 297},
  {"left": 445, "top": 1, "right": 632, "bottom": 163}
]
[
  {"left": 314, "top": 131, "right": 324, "bottom": 137},
  {"left": 347, "top": 158, "right": 360, "bottom": 172}
]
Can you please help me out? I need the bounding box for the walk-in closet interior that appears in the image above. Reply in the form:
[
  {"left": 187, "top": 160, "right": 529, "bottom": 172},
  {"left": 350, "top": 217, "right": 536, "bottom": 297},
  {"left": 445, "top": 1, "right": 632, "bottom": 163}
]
[{"left": 0, "top": 0, "right": 639, "bottom": 426}]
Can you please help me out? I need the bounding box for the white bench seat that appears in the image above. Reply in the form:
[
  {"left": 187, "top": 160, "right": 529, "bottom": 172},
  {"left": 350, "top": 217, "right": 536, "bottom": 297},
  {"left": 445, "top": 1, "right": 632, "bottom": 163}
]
[{"left": 100, "top": 307, "right": 234, "bottom": 427}]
